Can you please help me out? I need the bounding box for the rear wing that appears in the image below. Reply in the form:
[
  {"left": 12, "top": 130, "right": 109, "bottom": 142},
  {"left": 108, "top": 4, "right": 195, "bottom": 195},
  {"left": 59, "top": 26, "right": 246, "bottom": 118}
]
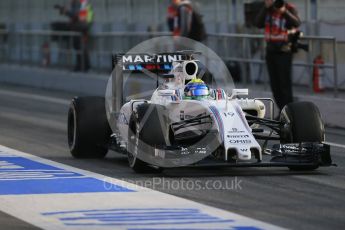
[
  {"left": 111, "top": 51, "right": 200, "bottom": 72},
  {"left": 111, "top": 51, "right": 201, "bottom": 113}
]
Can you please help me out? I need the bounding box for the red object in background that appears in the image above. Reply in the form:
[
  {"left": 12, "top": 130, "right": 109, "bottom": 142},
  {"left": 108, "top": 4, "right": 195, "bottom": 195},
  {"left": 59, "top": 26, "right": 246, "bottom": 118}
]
[{"left": 313, "top": 55, "right": 325, "bottom": 93}]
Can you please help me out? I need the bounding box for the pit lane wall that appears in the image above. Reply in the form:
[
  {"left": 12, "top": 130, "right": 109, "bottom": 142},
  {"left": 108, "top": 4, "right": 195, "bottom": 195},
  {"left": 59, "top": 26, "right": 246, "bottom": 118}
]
[{"left": 0, "top": 63, "right": 344, "bottom": 129}]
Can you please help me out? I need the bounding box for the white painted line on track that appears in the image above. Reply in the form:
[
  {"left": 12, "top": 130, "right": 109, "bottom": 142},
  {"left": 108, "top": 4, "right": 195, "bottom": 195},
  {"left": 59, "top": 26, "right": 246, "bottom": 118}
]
[
  {"left": 0, "top": 144, "right": 285, "bottom": 230},
  {"left": 324, "top": 141, "right": 345, "bottom": 149},
  {"left": 0, "top": 89, "right": 70, "bottom": 105}
]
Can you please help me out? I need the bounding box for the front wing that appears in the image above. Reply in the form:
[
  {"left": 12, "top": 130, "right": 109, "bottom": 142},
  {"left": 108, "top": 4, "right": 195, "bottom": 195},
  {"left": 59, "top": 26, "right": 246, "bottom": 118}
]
[{"left": 156, "top": 142, "right": 334, "bottom": 168}]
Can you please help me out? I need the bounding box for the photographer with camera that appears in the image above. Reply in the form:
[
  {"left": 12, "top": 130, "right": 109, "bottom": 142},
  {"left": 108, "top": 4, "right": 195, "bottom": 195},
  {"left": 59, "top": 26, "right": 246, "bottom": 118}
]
[
  {"left": 256, "top": 0, "right": 301, "bottom": 113},
  {"left": 167, "top": 0, "right": 206, "bottom": 42}
]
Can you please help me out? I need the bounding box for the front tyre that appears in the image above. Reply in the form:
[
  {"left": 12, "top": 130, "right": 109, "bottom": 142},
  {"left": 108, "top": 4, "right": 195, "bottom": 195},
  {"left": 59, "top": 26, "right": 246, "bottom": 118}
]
[
  {"left": 280, "top": 101, "right": 325, "bottom": 171},
  {"left": 68, "top": 96, "right": 111, "bottom": 158}
]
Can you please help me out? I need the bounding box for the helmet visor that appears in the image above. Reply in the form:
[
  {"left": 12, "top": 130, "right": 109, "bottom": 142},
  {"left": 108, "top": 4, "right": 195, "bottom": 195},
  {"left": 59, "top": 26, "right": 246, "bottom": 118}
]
[{"left": 192, "top": 88, "right": 209, "bottom": 97}]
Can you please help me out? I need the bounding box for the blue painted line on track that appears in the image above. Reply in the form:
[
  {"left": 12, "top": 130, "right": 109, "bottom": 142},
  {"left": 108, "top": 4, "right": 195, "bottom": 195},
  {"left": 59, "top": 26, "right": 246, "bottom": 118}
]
[
  {"left": 41, "top": 208, "right": 264, "bottom": 229},
  {"left": 0, "top": 156, "right": 133, "bottom": 195},
  {"left": 0, "top": 157, "right": 60, "bottom": 170},
  {"left": 42, "top": 208, "right": 200, "bottom": 215},
  {"left": 42, "top": 208, "right": 236, "bottom": 227}
]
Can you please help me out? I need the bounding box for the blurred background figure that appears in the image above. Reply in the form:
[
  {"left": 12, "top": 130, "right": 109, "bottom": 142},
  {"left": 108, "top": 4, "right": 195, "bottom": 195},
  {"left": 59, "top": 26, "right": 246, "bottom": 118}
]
[
  {"left": 256, "top": 0, "right": 301, "bottom": 112},
  {"left": 167, "top": 0, "right": 206, "bottom": 42},
  {"left": 53, "top": 0, "right": 94, "bottom": 72},
  {"left": 0, "top": 0, "right": 344, "bottom": 95}
]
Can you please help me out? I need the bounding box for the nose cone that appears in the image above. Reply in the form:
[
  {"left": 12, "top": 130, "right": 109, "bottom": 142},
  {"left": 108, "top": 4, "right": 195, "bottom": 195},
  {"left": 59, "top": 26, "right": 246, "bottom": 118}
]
[{"left": 236, "top": 148, "right": 251, "bottom": 160}]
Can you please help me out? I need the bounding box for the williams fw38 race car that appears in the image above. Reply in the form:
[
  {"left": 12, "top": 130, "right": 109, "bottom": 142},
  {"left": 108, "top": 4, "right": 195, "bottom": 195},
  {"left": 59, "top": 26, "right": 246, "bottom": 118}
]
[{"left": 67, "top": 51, "right": 333, "bottom": 173}]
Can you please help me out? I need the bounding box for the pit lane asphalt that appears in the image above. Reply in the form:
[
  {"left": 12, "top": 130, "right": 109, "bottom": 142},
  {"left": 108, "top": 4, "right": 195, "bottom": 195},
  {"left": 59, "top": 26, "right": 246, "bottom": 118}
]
[{"left": 0, "top": 83, "right": 344, "bottom": 230}]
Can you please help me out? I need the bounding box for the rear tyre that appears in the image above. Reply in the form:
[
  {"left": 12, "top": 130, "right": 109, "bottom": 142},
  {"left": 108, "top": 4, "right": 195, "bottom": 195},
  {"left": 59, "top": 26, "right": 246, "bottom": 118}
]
[
  {"left": 127, "top": 103, "right": 167, "bottom": 173},
  {"left": 68, "top": 96, "right": 111, "bottom": 158},
  {"left": 280, "top": 101, "right": 325, "bottom": 171}
]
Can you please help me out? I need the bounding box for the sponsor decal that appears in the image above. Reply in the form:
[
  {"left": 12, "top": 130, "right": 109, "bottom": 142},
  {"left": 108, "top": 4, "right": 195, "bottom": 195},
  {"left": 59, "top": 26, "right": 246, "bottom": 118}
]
[
  {"left": 229, "top": 140, "right": 252, "bottom": 144},
  {"left": 223, "top": 112, "right": 235, "bottom": 117},
  {"left": 122, "top": 54, "right": 183, "bottom": 64},
  {"left": 227, "top": 135, "right": 250, "bottom": 139},
  {"left": 194, "top": 147, "right": 207, "bottom": 155},
  {"left": 179, "top": 147, "right": 208, "bottom": 155},
  {"left": 181, "top": 147, "right": 190, "bottom": 155},
  {"left": 228, "top": 128, "right": 245, "bottom": 133},
  {"left": 282, "top": 145, "right": 307, "bottom": 153}
]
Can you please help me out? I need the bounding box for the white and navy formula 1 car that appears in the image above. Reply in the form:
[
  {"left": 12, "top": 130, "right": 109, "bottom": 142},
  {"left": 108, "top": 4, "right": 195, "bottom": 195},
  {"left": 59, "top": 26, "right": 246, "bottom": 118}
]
[{"left": 67, "top": 51, "right": 333, "bottom": 173}]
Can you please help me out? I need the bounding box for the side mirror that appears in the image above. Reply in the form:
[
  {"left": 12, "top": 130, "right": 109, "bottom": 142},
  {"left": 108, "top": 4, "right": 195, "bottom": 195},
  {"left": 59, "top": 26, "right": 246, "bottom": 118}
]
[
  {"left": 158, "top": 89, "right": 175, "bottom": 96},
  {"left": 229, "top": 89, "right": 248, "bottom": 99}
]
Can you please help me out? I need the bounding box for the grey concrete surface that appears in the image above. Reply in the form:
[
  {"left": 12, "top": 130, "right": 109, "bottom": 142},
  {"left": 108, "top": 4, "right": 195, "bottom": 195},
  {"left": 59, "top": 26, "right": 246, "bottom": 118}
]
[
  {"left": 0, "top": 64, "right": 108, "bottom": 96},
  {"left": 0, "top": 83, "right": 344, "bottom": 230},
  {"left": 0, "top": 211, "right": 39, "bottom": 230}
]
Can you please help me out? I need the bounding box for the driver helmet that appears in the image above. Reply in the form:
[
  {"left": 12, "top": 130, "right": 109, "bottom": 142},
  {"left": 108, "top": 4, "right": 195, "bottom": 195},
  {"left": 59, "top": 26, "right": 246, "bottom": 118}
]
[{"left": 184, "top": 78, "right": 209, "bottom": 100}]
